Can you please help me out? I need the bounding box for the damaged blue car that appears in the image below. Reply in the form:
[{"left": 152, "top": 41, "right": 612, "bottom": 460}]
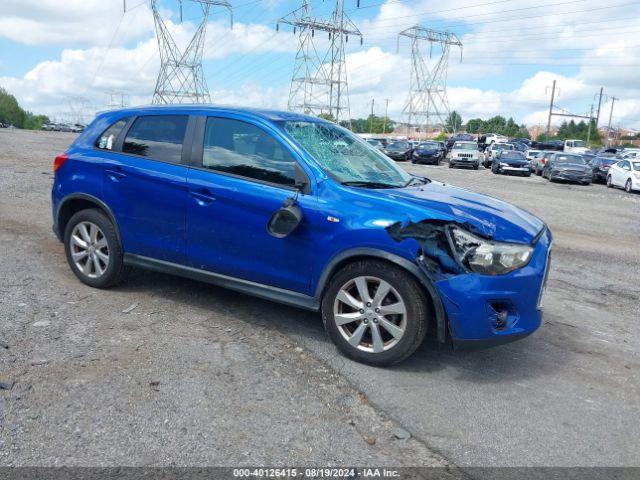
[{"left": 51, "top": 105, "right": 552, "bottom": 366}]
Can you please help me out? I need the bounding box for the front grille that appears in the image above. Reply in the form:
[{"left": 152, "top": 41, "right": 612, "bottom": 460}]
[{"left": 457, "top": 153, "right": 473, "bottom": 158}]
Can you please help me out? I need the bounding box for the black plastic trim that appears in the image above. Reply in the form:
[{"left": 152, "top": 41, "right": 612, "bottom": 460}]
[
  {"left": 315, "top": 248, "right": 449, "bottom": 343},
  {"left": 54, "top": 193, "right": 122, "bottom": 244},
  {"left": 123, "top": 253, "right": 319, "bottom": 311}
]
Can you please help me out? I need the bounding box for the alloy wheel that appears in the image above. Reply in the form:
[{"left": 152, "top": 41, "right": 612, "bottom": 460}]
[
  {"left": 625, "top": 179, "right": 632, "bottom": 192},
  {"left": 333, "top": 276, "right": 407, "bottom": 353},
  {"left": 70, "top": 221, "right": 109, "bottom": 278}
]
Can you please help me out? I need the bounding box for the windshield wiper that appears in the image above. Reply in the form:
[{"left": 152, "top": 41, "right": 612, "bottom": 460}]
[
  {"left": 341, "top": 181, "right": 401, "bottom": 189},
  {"left": 404, "top": 176, "right": 430, "bottom": 187}
]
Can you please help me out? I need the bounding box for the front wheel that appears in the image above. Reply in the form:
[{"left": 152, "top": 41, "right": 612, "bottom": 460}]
[
  {"left": 448, "top": 162, "right": 454, "bottom": 168},
  {"left": 64, "top": 209, "right": 129, "bottom": 288},
  {"left": 606, "top": 175, "right": 613, "bottom": 188},
  {"left": 321, "top": 260, "right": 428, "bottom": 366},
  {"left": 626, "top": 179, "right": 633, "bottom": 193},
  {"left": 523, "top": 171, "right": 531, "bottom": 177}
]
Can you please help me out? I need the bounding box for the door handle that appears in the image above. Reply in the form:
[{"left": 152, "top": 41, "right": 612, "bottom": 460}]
[
  {"left": 189, "top": 188, "right": 216, "bottom": 205},
  {"left": 105, "top": 166, "right": 127, "bottom": 181}
]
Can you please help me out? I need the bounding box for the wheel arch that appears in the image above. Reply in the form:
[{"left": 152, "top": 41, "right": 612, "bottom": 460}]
[
  {"left": 55, "top": 194, "right": 121, "bottom": 244},
  {"left": 316, "top": 248, "right": 448, "bottom": 343}
]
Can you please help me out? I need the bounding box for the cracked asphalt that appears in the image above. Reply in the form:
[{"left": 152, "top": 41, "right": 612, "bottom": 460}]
[{"left": 1, "top": 129, "right": 638, "bottom": 469}]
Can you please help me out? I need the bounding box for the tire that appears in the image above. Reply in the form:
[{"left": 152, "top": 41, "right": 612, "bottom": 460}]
[
  {"left": 474, "top": 165, "right": 479, "bottom": 170},
  {"left": 321, "top": 260, "right": 429, "bottom": 366},
  {"left": 64, "top": 209, "right": 129, "bottom": 288},
  {"left": 536, "top": 168, "right": 542, "bottom": 176},
  {"left": 523, "top": 171, "right": 531, "bottom": 177},
  {"left": 448, "top": 162, "right": 454, "bottom": 168},
  {"left": 625, "top": 179, "right": 632, "bottom": 193},
  {"left": 606, "top": 175, "right": 613, "bottom": 188}
]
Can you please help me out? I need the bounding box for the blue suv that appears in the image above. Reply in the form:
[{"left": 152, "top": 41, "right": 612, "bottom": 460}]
[{"left": 52, "top": 105, "right": 552, "bottom": 365}]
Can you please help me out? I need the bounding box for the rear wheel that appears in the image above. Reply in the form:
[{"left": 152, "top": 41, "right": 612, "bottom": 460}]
[
  {"left": 322, "top": 260, "right": 428, "bottom": 366},
  {"left": 64, "top": 209, "right": 129, "bottom": 288}
]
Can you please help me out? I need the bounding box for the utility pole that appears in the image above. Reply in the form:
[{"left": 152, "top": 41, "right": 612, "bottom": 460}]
[
  {"left": 546, "top": 79, "right": 556, "bottom": 139},
  {"left": 594, "top": 87, "right": 605, "bottom": 129},
  {"left": 369, "top": 98, "right": 375, "bottom": 133},
  {"left": 587, "top": 104, "right": 594, "bottom": 144},
  {"left": 383, "top": 98, "right": 390, "bottom": 134},
  {"left": 606, "top": 97, "right": 618, "bottom": 147}
]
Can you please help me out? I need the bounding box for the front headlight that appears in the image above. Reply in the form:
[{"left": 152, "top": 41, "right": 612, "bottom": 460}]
[
  {"left": 446, "top": 226, "right": 533, "bottom": 275},
  {"left": 500, "top": 162, "right": 509, "bottom": 167}
]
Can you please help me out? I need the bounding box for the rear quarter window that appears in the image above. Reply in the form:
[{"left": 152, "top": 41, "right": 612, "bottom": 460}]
[
  {"left": 95, "top": 118, "right": 129, "bottom": 151},
  {"left": 122, "top": 115, "right": 188, "bottom": 164}
]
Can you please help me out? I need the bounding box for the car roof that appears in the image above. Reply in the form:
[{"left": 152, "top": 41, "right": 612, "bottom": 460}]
[{"left": 98, "top": 104, "right": 327, "bottom": 123}]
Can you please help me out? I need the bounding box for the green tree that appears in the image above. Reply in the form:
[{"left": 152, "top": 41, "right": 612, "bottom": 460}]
[
  {"left": 0, "top": 87, "right": 27, "bottom": 127},
  {"left": 348, "top": 115, "right": 395, "bottom": 134},
  {"left": 445, "top": 111, "right": 462, "bottom": 132},
  {"left": 317, "top": 112, "right": 336, "bottom": 122},
  {"left": 466, "top": 118, "right": 485, "bottom": 134},
  {"left": 24, "top": 113, "right": 50, "bottom": 130}
]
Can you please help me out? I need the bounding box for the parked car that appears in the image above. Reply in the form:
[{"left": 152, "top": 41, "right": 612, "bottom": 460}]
[
  {"left": 532, "top": 150, "right": 555, "bottom": 176},
  {"left": 448, "top": 141, "right": 481, "bottom": 169},
  {"left": 0, "top": 122, "right": 8, "bottom": 128},
  {"left": 511, "top": 142, "right": 528, "bottom": 152},
  {"left": 589, "top": 156, "right": 619, "bottom": 183},
  {"left": 510, "top": 138, "right": 531, "bottom": 146},
  {"left": 607, "top": 159, "right": 640, "bottom": 193},
  {"left": 542, "top": 153, "right": 592, "bottom": 184},
  {"left": 366, "top": 138, "right": 385, "bottom": 151},
  {"left": 581, "top": 153, "right": 596, "bottom": 167},
  {"left": 482, "top": 133, "right": 509, "bottom": 146},
  {"left": 51, "top": 105, "right": 552, "bottom": 366},
  {"left": 411, "top": 141, "right": 444, "bottom": 165},
  {"left": 446, "top": 133, "right": 475, "bottom": 151},
  {"left": 491, "top": 150, "right": 530, "bottom": 176},
  {"left": 618, "top": 150, "right": 640, "bottom": 160},
  {"left": 42, "top": 122, "right": 57, "bottom": 131},
  {"left": 563, "top": 139, "right": 590, "bottom": 154},
  {"left": 383, "top": 141, "right": 413, "bottom": 161},
  {"left": 483, "top": 143, "right": 514, "bottom": 168},
  {"left": 524, "top": 149, "right": 542, "bottom": 170}
]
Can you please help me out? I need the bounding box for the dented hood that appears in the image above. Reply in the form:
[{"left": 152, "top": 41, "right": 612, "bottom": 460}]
[{"left": 380, "top": 181, "right": 545, "bottom": 244}]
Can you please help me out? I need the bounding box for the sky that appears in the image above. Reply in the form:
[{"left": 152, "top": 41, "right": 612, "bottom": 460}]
[{"left": 0, "top": 0, "right": 639, "bottom": 129}]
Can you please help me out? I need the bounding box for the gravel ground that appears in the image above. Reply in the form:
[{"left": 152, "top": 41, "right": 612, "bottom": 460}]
[{"left": 1, "top": 129, "right": 638, "bottom": 469}]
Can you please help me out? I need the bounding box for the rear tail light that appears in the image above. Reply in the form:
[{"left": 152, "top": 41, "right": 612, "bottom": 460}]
[
  {"left": 53, "top": 153, "right": 68, "bottom": 172},
  {"left": 541, "top": 158, "right": 547, "bottom": 164}
]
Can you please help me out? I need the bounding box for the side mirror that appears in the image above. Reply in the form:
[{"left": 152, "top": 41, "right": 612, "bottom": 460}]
[{"left": 267, "top": 199, "right": 303, "bottom": 238}]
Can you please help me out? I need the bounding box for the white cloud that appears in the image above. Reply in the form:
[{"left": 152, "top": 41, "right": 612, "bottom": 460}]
[{"left": 0, "top": 0, "right": 639, "bottom": 128}]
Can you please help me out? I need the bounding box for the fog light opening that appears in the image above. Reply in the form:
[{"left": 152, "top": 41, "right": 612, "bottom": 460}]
[{"left": 488, "top": 301, "right": 518, "bottom": 331}]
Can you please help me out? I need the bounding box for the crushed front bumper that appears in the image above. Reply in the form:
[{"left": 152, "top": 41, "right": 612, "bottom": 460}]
[{"left": 435, "top": 227, "right": 553, "bottom": 349}]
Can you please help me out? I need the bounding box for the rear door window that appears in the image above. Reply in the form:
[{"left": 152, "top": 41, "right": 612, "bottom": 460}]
[
  {"left": 202, "top": 117, "right": 298, "bottom": 187},
  {"left": 122, "top": 115, "right": 188, "bottom": 164},
  {"left": 96, "top": 118, "right": 129, "bottom": 151}
]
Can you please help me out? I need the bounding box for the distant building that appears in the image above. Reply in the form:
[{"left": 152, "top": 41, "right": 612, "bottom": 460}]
[{"left": 394, "top": 123, "right": 447, "bottom": 139}]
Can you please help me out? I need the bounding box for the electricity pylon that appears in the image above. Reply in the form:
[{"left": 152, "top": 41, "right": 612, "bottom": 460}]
[
  {"left": 397, "top": 26, "right": 462, "bottom": 134},
  {"left": 151, "top": 0, "right": 232, "bottom": 104},
  {"left": 278, "top": 1, "right": 361, "bottom": 123}
]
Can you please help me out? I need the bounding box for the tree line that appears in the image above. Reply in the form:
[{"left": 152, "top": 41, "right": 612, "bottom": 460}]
[{"left": 0, "top": 88, "right": 49, "bottom": 129}]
